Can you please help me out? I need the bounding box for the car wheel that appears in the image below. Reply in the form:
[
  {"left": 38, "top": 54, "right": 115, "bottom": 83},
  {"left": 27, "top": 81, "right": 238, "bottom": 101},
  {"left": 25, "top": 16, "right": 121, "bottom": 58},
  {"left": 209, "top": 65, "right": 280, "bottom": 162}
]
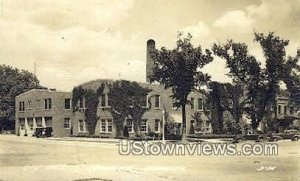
[
  {"left": 237, "top": 138, "right": 242, "bottom": 143},
  {"left": 293, "top": 136, "right": 299, "bottom": 141},
  {"left": 273, "top": 138, "right": 278, "bottom": 142},
  {"left": 258, "top": 137, "right": 264, "bottom": 142}
]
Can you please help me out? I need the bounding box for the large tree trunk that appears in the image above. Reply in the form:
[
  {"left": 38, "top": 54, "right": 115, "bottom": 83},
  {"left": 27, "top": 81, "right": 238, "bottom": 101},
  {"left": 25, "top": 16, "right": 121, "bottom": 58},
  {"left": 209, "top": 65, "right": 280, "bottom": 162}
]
[{"left": 181, "top": 104, "right": 187, "bottom": 141}]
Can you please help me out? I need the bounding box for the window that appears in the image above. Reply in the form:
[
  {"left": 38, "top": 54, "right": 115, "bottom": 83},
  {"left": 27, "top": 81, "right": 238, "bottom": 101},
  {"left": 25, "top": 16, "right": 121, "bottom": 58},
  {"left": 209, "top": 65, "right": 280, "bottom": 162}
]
[
  {"left": 278, "top": 105, "right": 281, "bottom": 114},
  {"left": 79, "top": 97, "right": 84, "bottom": 108},
  {"left": 155, "top": 119, "right": 160, "bottom": 132},
  {"left": 198, "top": 98, "right": 203, "bottom": 110},
  {"left": 142, "top": 95, "right": 148, "bottom": 107},
  {"left": 191, "top": 98, "right": 195, "bottom": 109},
  {"left": 107, "top": 119, "right": 112, "bottom": 132},
  {"left": 100, "top": 94, "right": 111, "bottom": 108},
  {"left": 100, "top": 120, "right": 106, "bottom": 132},
  {"left": 65, "top": 99, "right": 71, "bottom": 109},
  {"left": 107, "top": 93, "right": 112, "bottom": 107},
  {"left": 44, "top": 98, "right": 52, "bottom": 110},
  {"left": 78, "top": 119, "right": 85, "bottom": 132},
  {"left": 126, "top": 119, "right": 134, "bottom": 133},
  {"left": 19, "top": 101, "right": 25, "bottom": 111},
  {"left": 28, "top": 101, "right": 32, "bottom": 109},
  {"left": 206, "top": 122, "right": 210, "bottom": 131},
  {"left": 100, "top": 119, "right": 113, "bottom": 133},
  {"left": 64, "top": 118, "right": 71, "bottom": 129},
  {"left": 48, "top": 99, "right": 52, "bottom": 109},
  {"left": 284, "top": 106, "right": 287, "bottom": 115},
  {"left": 140, "top": 119, "right": 148, "bottom": 133},
  {"left": 101, "top": 94, "right": 106, "bottom": 107},
  {"left": 155, "top": 95, "right": 160, "bottom": 108}
]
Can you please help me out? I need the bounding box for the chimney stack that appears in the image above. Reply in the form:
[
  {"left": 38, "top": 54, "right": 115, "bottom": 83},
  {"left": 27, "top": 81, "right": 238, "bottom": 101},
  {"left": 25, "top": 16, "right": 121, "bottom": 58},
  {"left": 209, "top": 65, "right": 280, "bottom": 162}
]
[{"left": 146, "top": 39, "right": 155, "bottom": 83}]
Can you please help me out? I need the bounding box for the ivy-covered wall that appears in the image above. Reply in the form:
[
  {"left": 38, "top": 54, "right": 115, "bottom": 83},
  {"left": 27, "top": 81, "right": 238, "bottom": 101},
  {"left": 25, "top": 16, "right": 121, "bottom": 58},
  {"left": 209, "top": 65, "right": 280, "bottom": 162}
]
[{"left": 72, "top": 80, "right": 151, "bottom": 137}]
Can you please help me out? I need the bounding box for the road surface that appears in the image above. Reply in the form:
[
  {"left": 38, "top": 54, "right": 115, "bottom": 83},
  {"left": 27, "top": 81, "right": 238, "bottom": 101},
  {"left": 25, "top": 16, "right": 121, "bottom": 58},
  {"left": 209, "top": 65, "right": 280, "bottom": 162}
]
[{"left": 0, "top": 135, "right": 299, "bottom": 181}]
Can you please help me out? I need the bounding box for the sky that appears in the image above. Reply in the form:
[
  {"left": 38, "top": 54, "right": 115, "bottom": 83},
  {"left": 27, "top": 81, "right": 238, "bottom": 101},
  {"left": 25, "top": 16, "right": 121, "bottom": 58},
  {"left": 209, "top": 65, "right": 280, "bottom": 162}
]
[{"left": 0, "top": 0, "right": 299, "bottom": 91}]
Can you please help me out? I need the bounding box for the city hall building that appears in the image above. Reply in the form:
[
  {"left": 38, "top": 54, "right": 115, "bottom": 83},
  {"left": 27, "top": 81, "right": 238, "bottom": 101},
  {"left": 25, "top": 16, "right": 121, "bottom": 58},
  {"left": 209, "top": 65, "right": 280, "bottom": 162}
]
[{"left": 15, "top": 40, "right": 212, "bottom": 138}]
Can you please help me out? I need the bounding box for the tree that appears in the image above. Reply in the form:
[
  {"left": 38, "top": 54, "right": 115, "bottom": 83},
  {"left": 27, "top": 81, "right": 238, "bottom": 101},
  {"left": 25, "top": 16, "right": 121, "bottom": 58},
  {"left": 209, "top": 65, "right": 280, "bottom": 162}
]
[
  {"left": 0, "top": 65, "right": 43, "bottom": 131},
  {"left": 212, "top": 32, "right": 300, "bottom": 131},
  {"left": 150, "top": 33, "right": 213, "bottom": 141},
  {"left": 206, "top": 81, "right": 243, "bottom": 134}
]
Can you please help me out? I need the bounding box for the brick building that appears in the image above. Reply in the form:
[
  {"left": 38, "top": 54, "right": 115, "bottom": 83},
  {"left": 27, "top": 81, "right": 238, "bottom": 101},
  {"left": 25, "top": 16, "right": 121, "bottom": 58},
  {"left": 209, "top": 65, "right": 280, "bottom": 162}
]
[
  {"left": 15, "top": 89, "right": 73, "bottom": 137},
  {"left": 70, "top": 80, "right": 211, "bottom": 138},
  {"left": 15, "top": 39, "right": 212, "bottom": 138}
]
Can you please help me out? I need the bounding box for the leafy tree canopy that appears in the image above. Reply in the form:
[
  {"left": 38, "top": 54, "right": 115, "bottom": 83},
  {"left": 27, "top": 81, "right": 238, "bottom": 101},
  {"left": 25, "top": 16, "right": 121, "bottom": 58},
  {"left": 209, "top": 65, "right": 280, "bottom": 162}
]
[
  {"left": 150, "top": 33, "right": 213, "bottom": 140},
  {"left": 212, "top": 32, "right": 300, "bottom": 130},
  {"left": 0, "top": 64, "right": 43, "bottom": 130}
]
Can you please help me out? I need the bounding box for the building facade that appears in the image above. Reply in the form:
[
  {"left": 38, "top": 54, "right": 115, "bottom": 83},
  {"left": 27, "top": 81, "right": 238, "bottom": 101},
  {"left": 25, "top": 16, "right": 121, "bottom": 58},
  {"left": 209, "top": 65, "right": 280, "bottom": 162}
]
[
  {"left": 71, "top": 80, "right": 211, "bottom": 138},
  {"left": 15, "top": 89, "right": 73, "bottom": 137},
  {"left": 275, "top": 92, "right": 300, "bottom": 131},
  {"left": 15, "top": 39, "right": 212, "bottom": 138}
]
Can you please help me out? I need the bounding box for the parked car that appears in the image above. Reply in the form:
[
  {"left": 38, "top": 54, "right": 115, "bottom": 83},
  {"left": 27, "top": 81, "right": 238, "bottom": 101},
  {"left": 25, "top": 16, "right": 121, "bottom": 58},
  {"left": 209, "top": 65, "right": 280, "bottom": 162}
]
[
  {"left": 35, "top": 127, "right": 53, "bottom": 138},
  {"left": 266, "top": 132, "right": 283, "bottom": 142},
  {"left": 279, "top": 129, "right": 300, "bottom": 141},
  {"left": 233, "top": 132, "right": 282, "bottom": 143},
  {"left": 233, "top": 133, "right": 265, "bottom": 143}
]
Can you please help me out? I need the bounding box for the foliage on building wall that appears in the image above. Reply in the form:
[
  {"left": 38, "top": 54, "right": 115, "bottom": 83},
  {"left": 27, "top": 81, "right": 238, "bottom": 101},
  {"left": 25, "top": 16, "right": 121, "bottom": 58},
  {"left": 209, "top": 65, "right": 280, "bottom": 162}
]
[
  {"left": 72, "top": 84, "right": 105, "bottom": 135},
  {"left": 109, "top": 80, "right": 151, "bottom": 137},
  {"left": 72, "top": 81, "right": 151, "bottom": 137}
]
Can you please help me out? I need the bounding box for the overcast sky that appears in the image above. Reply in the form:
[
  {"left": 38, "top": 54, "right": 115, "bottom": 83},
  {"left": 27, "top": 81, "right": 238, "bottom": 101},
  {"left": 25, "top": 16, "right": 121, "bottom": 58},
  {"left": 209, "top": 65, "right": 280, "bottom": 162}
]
[{"left": 0, "top": 0, "right": 299, "bottom": 91}]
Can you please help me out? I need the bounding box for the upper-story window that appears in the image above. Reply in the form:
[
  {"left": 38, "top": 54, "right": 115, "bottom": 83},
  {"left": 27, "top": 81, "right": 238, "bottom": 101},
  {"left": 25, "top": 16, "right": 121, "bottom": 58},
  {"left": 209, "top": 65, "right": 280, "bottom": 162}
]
[
  {"left": 141, "top": 95, "right": 148, "bottom": 108},
  {"left": 191, "top": 98, "right": 195, "bottom": 109},
  {"left": 100, "top": 94, "right": 111, "bottom": 108},
  {"left": 284, "top": 106, "right": 287, "bottom": 115},
  {"left": 198, "top": 98, "right": 203, "bottom": 110},
  {"left": 36, "top": 99, "right": 41, "bottom": 108},
  {"left": 100, "top": 119, "right": 113, "bottom": 133},
  {"left": 278, "top": 105, "right": 282, "bottom": 114},
  {"left": 28, "top": 101, "right": 32, "bottom": 109},
  {"left": 140, "top": 119, "right": 148, "bottom": 133},
  {"left": 64, "top": 118, "right": 71, "bottom": 129},
  {"left": 155, "top": 95, "right": 160, "bottom": 108},
  {"left": 65, "top": 98, "right": 71, "bottom": 109},
  {"left": 107, "top": 93, "right": 112, "bottom": 107},
  {"left": 19, "top": 101, "right": 25, "bottom": 111},
  {"left": 79, "top": 97, "right": 84, "bottom": 108},
  {"left": 126, "top": 119, "right": 134, "bottom": 133},
  {"left": 44, "top": 98, "right": 52, "bottom": 110},
  {"left": 101, "top": 94, "right": 106, "bottom": 107},
  {"left": 155, "top": 119, "right": 160, "bottom": 133}
]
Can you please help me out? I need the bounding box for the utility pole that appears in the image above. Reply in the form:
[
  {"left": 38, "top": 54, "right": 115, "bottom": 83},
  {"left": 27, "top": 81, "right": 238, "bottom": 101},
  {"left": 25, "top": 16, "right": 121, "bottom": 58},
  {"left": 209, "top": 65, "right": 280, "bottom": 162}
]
[{"left": 162, "top": 108, "right": 165, "bottom": 142}]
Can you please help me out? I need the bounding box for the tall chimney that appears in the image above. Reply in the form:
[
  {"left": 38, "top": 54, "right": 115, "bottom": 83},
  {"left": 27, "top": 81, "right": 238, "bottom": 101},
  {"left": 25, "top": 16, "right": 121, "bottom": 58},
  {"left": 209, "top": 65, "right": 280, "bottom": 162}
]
[{"left": 146, "top": 39, "right": 155, "bottom": 83}]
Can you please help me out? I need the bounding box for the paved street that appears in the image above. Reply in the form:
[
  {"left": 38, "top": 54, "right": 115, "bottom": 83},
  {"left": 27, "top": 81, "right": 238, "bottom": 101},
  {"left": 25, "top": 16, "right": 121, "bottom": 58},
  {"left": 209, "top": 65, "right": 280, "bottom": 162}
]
[{"left": 0, "top": 135, "right": 299, "bottom": 181}]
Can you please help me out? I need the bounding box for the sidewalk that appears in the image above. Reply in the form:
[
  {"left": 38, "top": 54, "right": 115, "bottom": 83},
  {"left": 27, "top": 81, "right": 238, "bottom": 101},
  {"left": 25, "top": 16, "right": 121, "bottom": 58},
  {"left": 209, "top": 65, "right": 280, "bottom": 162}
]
[
  {"left": 47, "top": 137, "right": 232, "bottom": 144},
  {"left": 47, "top": 137, "right": 120, "bottom": 144},
  {"left": 0, "top": 134, "right": 232, "bottom": 144}
]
